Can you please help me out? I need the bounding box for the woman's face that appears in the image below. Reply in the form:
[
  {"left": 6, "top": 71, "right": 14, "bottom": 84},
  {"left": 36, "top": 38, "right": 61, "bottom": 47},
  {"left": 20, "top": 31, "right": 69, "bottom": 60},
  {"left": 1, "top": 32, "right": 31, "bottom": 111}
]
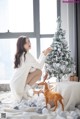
[{"left": 24, "top": 38, "right": 31, "bottom": 51}]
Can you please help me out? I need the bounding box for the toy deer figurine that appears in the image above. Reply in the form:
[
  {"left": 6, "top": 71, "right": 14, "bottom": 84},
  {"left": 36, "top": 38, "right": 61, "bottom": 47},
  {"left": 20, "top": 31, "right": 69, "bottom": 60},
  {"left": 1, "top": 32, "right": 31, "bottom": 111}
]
[{"left": 37, "top": 72, "right": 64, "bottom": 111}]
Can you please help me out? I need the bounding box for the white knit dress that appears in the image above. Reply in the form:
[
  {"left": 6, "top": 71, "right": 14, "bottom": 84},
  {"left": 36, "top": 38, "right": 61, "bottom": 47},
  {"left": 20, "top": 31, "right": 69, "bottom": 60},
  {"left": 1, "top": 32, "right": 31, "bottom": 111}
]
[{"left": 10, "top": 51, "right": 46, "bottom": 101}]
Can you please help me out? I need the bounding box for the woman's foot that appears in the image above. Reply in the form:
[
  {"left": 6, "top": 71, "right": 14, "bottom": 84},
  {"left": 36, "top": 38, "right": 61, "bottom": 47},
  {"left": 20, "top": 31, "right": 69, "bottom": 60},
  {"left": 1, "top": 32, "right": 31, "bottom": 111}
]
[{"left": 25, "top": 84, "right": 33, "bottom": 97}]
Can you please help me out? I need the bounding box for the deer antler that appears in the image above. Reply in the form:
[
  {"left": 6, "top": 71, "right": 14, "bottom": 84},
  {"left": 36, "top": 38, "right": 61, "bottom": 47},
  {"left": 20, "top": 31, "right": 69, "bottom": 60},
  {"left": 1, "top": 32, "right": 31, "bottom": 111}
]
[
  {"left": 38, "top": 81, "right": 49, "bottom": 91},
  {"left": 36, "top": 72, "right": 49, "bottom": 92},
  {"left": 43, "top": 72, "right": 48, "bottom": 82}
]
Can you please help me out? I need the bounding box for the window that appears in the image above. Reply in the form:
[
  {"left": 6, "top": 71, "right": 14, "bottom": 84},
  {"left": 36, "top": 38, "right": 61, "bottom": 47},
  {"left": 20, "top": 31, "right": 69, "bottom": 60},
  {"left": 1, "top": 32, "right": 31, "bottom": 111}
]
[
  {"left": 0, "top": 0, "right": 58, "bottom": 80},
  {"left": 40, "top": 38, "right": 53, "bottom": 52},
  {"left": 40, "top": 0, "right": 57, "bottom": 34},
  {"left": 0, "top": 0, "right": 34, "bottom": 32},
  {"left": 29, "top": 38, "right": 37, "bottom": 58}
]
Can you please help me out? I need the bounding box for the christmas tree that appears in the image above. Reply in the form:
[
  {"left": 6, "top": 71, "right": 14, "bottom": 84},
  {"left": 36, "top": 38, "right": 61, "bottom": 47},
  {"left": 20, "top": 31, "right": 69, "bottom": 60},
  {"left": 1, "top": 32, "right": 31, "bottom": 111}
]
[{"left": 45, "top": 17, "right": 75, "bottom": 82}]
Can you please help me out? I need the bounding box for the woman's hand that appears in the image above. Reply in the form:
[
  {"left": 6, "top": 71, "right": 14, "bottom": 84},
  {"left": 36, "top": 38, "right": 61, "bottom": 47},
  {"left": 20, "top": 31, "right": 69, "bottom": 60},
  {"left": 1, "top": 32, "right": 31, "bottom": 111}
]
[{"left": 43, "top": 47, "right": 53, "bottom": 56}]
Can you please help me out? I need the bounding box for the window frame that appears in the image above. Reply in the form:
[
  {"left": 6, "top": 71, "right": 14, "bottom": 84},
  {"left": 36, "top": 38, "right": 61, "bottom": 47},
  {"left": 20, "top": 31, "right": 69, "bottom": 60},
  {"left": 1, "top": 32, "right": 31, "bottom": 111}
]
[{"left": 0, "top": 0, "right": 61, "bottom": 57}]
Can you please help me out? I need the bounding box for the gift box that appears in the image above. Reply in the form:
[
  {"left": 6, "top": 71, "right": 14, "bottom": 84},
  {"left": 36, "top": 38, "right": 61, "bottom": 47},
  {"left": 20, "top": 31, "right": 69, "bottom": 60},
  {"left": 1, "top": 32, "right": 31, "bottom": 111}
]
[{"left": 70, "top": 75, "right": 78, "bottom": 82}]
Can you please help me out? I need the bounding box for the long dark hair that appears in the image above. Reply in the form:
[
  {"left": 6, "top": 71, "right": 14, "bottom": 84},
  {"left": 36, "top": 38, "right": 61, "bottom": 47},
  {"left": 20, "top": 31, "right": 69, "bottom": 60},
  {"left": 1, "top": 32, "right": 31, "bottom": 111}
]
[{"left": 14, "top": 36, "right": 28, "bottom": 68}]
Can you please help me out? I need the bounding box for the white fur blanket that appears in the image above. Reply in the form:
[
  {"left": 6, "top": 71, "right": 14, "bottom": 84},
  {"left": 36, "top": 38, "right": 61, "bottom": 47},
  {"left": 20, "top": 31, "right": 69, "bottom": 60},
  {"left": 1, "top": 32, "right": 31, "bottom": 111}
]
[
  {"left": 0, "top": 82, "right": 80, "bottom": 119},
  {"left": 53, "top": 82, "right": 80, "bottom": 110}
]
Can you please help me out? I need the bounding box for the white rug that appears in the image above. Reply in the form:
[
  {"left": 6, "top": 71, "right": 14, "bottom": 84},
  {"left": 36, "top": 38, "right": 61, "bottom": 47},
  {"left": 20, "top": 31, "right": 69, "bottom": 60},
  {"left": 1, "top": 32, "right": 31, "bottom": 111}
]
[{"left": 0, "top": 91, "right": 80, "bottom": 119}]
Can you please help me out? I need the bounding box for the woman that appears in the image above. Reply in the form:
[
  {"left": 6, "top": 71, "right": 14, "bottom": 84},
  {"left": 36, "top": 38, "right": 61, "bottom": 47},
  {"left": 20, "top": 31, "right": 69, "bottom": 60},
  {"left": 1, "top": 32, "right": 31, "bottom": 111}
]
[{"left": 10, "top": 36, "right": 52, "bottom": 101}]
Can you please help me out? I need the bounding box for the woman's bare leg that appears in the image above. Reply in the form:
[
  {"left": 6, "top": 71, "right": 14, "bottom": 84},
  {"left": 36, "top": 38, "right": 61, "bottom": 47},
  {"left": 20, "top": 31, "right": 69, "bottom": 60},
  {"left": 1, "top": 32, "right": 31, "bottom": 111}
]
[
  {"left": 29, "top": 74, "right": 41, "bottom": 86},
  {"left": 26, "top": 69, "right": 42, "bottom": 86}
]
